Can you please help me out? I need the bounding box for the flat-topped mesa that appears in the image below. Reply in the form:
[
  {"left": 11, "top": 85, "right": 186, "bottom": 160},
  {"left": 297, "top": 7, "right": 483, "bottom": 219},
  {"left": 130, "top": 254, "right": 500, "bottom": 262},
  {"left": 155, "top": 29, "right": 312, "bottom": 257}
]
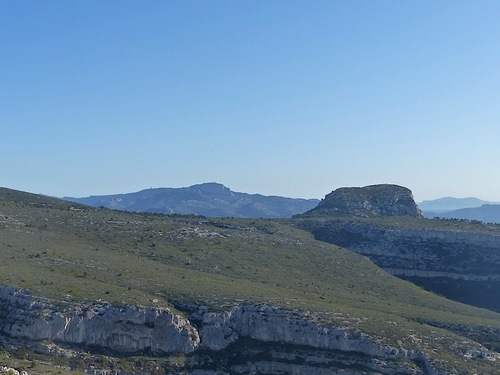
[{"left": 300, "top": 184, "right": 423, "bottom": 218}]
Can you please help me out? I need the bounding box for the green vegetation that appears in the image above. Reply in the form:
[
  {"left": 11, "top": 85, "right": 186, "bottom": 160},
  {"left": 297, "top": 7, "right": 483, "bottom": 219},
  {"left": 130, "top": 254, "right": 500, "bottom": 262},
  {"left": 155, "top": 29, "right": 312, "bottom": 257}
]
[
  {"left": 0, "top": 347, "right": 171, "bottom": 375},
  {"left": 293, "top": 214, "right": 500, "bottom": 234},
  {"left": 1, "top": 187, "right": 500, "bottom": 373},
  {"left": 0, "top": 347, "right": 69, "bottom": 375}
]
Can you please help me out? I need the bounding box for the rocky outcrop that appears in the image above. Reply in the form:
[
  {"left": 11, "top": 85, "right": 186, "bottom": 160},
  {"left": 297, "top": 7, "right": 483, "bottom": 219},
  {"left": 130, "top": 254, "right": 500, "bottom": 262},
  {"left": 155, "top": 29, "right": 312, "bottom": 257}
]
[
  {"left": 302, "top": 220, "right": 500, "bottom": 312},
  {"left": 195, "top": 304, "right": 397, "bottom": 355},
  {"left": 0, "top": 367, "right": 28, "bottom": 375},
  {"left": 0, "top": 286, "right": 199, "bottom": 354},
  {"left": 298, "top": 184, "right": 423, "bottom": 218},
  {"left": 2, "top": 286, "right": 499, "bottom": 374},
  {"left": 0, "top": 286, "right": 460, "bottom": 374},
  {"left": 293, "top": 184, "right": 500, "bottom": 312}
]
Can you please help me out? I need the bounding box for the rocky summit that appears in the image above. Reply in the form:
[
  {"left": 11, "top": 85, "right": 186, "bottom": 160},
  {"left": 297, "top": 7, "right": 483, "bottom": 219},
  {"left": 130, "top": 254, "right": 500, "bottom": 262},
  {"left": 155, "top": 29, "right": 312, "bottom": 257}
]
[{"left": 299, "top": 184, "right": 423, "bottom": 218}]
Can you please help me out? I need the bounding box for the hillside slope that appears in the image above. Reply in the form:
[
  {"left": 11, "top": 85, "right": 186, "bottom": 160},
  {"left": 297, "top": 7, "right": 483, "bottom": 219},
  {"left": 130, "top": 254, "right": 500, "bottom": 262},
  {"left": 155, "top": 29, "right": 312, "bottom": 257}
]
[
  {"left": 1, "top": 187, "right": 500, "bottom": 374},
  {"left": 63, "top": 182, "right": 319, "bottom": 218}
]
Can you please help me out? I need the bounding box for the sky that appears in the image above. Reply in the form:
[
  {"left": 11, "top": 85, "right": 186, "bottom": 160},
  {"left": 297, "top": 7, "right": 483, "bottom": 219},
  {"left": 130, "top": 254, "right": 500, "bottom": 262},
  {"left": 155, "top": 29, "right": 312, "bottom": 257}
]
[{"left": 1, "top": 1, "right": 500, "bottom": 202}]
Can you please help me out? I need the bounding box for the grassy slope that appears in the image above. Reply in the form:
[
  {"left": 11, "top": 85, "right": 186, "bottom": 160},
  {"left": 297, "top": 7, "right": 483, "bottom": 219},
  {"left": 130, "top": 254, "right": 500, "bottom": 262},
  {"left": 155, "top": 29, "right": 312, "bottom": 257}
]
[{"left": 1, "top": 187, "right": 500, "bottom": 373}]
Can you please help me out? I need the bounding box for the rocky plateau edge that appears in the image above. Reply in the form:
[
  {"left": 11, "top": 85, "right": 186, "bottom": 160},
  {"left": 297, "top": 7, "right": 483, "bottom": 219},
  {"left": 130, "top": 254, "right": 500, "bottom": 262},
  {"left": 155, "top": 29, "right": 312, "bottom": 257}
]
[
  {"left": 1, "top": 285, "right": 485, "bottom": 374},
  {"left": 301, "top": 220, "right": 500, "bottom": 312}
]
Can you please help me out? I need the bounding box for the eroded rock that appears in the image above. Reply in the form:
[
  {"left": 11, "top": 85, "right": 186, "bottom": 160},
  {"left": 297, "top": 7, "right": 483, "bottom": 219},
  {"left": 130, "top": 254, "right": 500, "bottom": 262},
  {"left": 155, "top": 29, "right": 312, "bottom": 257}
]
[{"left": 299, "top": 184, "right": 423, "bottom": 218}]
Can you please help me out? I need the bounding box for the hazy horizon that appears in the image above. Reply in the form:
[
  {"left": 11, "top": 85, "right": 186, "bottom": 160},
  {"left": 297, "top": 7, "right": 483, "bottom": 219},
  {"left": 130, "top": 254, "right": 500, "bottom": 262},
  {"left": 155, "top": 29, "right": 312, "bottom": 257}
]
[{"left": 5, "top": 181, "right": 500, "bottom": 205}]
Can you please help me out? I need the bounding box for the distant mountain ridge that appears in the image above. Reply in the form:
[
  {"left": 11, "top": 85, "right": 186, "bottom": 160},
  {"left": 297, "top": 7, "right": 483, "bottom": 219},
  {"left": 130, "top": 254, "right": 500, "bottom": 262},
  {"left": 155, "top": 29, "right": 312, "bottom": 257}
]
[
  {"left": 435, "top": 204, "right": 500, "bottom": 223},
  {"left": 63, "top": 182, "right": 320, "bottom": 218},
  {"left": 418, "top": 196, "right": 500, "bottom": 223},
  {"left": 418, "top": 196, "right": 497, "bottom": 212}
]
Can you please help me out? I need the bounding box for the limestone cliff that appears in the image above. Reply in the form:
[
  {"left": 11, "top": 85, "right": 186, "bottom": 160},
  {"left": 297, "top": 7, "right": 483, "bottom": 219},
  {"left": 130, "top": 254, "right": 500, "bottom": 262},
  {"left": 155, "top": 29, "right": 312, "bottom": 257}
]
[
  {"left": 298, "top": 184, "right": 423, "bottom": 218},
  {"left": 0, "top": 286, "right": 199, "bottom": 355},
  {"left": 2, "top": 285, "right": 488, "bottom": 375},
  {"left": 300, "top": 219, "right": 500, "bottom": 312}
]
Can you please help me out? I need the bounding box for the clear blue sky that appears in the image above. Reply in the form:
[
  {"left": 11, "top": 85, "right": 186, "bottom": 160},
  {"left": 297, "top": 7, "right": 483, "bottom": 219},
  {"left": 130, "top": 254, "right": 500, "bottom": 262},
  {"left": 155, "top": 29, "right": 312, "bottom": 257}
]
[{"left": 2, "top": 1, "right": 500, "bottom": 201}]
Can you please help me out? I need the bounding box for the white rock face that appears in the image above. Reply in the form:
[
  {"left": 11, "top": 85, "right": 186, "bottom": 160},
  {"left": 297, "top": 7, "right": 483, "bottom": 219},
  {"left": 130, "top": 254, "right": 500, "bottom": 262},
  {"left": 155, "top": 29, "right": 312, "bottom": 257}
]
[
  {"left": 0, "top": 286, "right": 199, "bottom": 354},
  {"left": 314, "top": 223, "right": 500, "bottom": 279},
  {"left": 198, "top": 304, "right": 387, "bottom": 355},
  {"left": 189, "top": 304, "right": 457, "bottom": 375},
  {"left": 3, "top": 286, "right": 497, "bottom": 374}
]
